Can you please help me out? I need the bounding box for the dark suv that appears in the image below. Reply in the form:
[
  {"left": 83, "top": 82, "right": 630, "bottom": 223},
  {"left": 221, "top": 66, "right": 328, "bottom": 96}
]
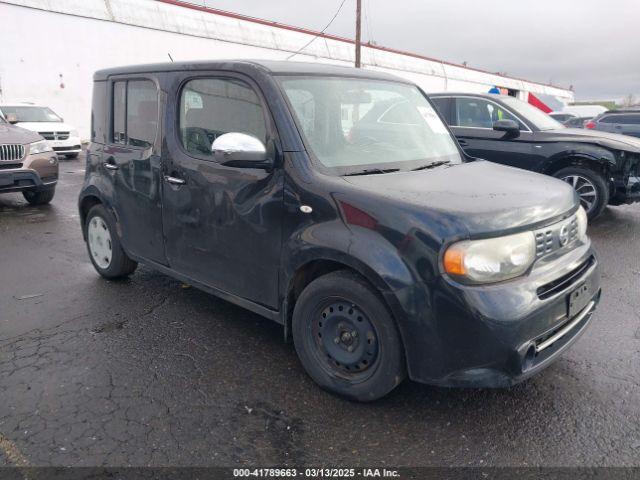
[
  {"left": 431, "top": 93, "right": 640, "bottom": 218},
  {"left": 79, "top": 61, "right": 600, "bottom": 401},
  {"left": 0, "top": 115, "right": 59, "bottom": 204}
]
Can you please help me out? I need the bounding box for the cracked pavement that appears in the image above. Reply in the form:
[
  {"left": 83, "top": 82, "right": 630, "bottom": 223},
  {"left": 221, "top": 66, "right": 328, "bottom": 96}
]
[{"left": 0, "top": 158, "right": 639, "bottom": 467}]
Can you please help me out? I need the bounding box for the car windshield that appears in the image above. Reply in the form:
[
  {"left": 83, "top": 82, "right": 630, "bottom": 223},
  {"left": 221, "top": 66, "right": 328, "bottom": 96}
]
[
  {"left": 499, "top": 96, "right": 564, "bottom": 131},
  {"left": 278, "top": 76, "right": 462, "bottom": 175},
  {"left": 0, "top": 106, "right": 62, "bottom": 123}
]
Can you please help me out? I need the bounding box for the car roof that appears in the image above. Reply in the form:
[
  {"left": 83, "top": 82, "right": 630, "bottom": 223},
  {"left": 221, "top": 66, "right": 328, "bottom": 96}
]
[
  {"left": 0, "top": 102, "right": 45, "bottom": 107},
  {"left": 603, "top": 109, "right": 640, "bottom": 114},
  {"left": 93, "top": 59, "right": 406, "bottom": 83},
  {"left": 429, "top": 92, "right": 508, "bottom": 99}
]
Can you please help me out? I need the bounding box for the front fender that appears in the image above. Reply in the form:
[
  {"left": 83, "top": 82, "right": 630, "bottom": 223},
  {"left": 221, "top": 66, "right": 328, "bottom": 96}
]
[{"left": 542, "top": 144, "right": 617, "bottom": 174}]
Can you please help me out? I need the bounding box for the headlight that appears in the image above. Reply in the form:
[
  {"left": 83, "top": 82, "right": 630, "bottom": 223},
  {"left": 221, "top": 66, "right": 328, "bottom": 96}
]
[
  {"left": 576, "top": 206, "right": 588, "bottom": 241},
  {"left": 444, "top": 231, "right": 536, "bottom": 284},
  {"left": 29, "top": 140, "right": 52, "bottom": 154},
  {"left": 70, "top": 129, "right": 79, "bottom": 137}
]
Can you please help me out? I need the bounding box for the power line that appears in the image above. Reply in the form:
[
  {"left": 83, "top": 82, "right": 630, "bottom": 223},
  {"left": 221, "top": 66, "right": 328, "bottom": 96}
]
[
  {"left": 286, "top": 0, "right": 349, "bottom": 60},
  {"left": 364, "top": 0, "right": 373, "bottom": 43}
]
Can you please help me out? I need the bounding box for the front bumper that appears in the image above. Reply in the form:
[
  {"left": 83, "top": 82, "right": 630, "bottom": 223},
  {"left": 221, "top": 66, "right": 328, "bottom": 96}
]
[
  {"left": 399, "top": 241, "right": 601, "bottom": 387},
  {"left": 0, "top": 152, "right": 59, "bottom": 193},
  {"left": 609, "top": 175, "right": 640, "bottom": 205},
  {"left": 47, "top": 137, "right": 82, "bottom": 156}
]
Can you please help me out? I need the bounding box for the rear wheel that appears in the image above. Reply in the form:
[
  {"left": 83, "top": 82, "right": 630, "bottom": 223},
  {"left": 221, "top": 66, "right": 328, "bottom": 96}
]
[
  {"left": 85, "top": 204, "right": 137, "bottom": 279},
  {"left": 553, "top": 166, "right": 609, "bottom": 219},
  {"left": 292, "top": 270, "right": 405, "bottom": 402},
  {"left": 23, "top": 187, "right": 55, "bottom": 205}
]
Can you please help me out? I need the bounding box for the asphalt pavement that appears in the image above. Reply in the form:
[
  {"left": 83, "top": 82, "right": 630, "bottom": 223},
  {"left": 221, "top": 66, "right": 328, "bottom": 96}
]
[{"left": 1, "top": 158, "right": 639, "bottom": 467}]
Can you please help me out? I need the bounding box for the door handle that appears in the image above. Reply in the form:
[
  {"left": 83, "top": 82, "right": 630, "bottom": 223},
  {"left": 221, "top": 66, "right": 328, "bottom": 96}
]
[
  {"left": 458, "top": 139, "right": 468, "bottom": 146},
  {"left": 164, "top": 175, "right": 186, "bottom": 185},
  {"left": 103, "top": 162, "right": 119, "bottom": 171}
]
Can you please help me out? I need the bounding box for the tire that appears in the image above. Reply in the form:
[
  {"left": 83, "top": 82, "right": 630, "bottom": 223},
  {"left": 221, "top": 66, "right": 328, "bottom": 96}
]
[
  {"left": 65, "top": 153, "right": 79, "bottom": 159},
  {"left": 23, "top": 187, "right": 55, "bottom": 205},
  {"left": 292, "top": 270, "right": 406, "bottom": 402},
  {"left": 84, "top": 204, "right": 138, "bottom": 279},
  {"left": 553, "top": 166, "right": 609, "bottom": 219}
]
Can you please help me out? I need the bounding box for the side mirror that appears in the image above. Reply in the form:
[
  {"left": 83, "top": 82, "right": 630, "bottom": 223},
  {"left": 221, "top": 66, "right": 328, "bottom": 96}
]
[
  {"left": 211, "top": 132, "right": 272, "bottom": 170},
  {"left": 6, "top": 113, "right": 18, "bottom": 124},
  {"left": 493, "top": 119, "right": 520, "bottom": 138}
]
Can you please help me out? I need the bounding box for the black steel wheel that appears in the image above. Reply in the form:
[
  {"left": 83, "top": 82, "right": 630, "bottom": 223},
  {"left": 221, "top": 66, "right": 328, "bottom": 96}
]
[
  {"left": 311, "top": 299, "right": 380, "bottom": 380},
  {"left": 292, "top": 270, "right": 405, "bottom": 401}
]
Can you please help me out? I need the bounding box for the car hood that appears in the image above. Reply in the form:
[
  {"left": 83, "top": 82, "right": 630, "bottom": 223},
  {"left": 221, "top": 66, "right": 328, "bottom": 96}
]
[
  {"left": 0, "top": 122, "right": 42, "bottom": 144},
  {"left": 539, "top": 128, "right": 640, "bottom": 153},
  {"left": 14, "top": 121, "right": 77, "bottom": 133},
  {"left": 342, "top": 160, "right": 577, "bottom": 237}
]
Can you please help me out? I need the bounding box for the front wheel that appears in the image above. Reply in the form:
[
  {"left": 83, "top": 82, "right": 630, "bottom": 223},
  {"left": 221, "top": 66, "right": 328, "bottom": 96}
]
[
  {"left": 23, "top": 187, "right": 55, "bottom": 205},
  {"left": 292, "top": 270, "right": 405, "bottom": 402},
  {"left": 553, "top": 166, "right": 609, "bottom": 219},
  {"left": 84, "top": 204, "right": 138, "bottom": 279}
]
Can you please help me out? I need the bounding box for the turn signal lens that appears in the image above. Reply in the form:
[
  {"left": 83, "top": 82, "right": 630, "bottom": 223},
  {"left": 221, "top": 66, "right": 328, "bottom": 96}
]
[{"left": 443, "top": 246, "right": 466, "bottom": 276}]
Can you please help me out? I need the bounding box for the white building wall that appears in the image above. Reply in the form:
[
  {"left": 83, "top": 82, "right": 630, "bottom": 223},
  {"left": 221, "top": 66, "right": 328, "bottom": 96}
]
[{"left": 0, "top": 0, "right": 574, "bottom": 140}]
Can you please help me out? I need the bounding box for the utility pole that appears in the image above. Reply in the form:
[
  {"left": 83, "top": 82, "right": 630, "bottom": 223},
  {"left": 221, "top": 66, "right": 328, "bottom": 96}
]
[{"left": 355, "top": 0, "right": 362, "bottom": 67}]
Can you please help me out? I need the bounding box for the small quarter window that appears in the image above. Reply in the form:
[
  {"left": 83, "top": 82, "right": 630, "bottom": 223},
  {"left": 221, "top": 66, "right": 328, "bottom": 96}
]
[{"left": 179, "top": 78, "right": 267, "bottom": 158}]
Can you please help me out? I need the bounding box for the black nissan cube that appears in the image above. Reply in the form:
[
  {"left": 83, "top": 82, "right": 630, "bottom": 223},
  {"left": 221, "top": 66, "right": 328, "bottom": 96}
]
[{"left": 79, "top": 60, "right": 601, "bottom": 401}]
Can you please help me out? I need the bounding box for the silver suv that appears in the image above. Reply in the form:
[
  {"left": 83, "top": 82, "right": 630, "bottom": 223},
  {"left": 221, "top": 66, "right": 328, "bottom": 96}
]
[{"left": 587, "top": 110, "right": 640, "bottom": 138}]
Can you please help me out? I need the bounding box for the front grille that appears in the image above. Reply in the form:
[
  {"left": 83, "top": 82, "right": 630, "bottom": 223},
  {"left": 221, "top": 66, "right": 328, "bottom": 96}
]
[
  {"left": 39, "top": 131, "right": 69, "bottom": 141},
  {"left": 52, "top": 145, "right": 80, "bottom": 152},
  {"left": 534, "top": 215, "right": 578, "bottom": 257},
  {"left": 0, "top": 144, "right": 25, "bottom": 161},
  {"left": 537, "top": 256, "right": 595, "bottom": 300},
  {"left": 0, "top": 163, "right": 22, "bottom": 170}
]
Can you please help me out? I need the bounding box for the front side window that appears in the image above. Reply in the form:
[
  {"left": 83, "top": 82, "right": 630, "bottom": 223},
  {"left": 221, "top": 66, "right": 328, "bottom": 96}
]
[
  {"left": 453, "top": 97, "right": 523, "bottom": 129},
  {"left": 499, "top": 96, "right": 564, "bottom": 131},
  {"left": 179, "top": 78, "right": 267, "bottom": 158},
  {"left": 279, "top": 76, "right": 461, "bottom": 174},
  {"left": 111, "top": 79, "right": 158, "bottom": 148}
]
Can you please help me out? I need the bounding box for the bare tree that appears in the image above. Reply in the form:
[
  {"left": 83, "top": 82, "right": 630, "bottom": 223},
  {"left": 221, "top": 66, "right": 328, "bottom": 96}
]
[{"left": 621, "top": 94, "right": 637, "bottom": 107}]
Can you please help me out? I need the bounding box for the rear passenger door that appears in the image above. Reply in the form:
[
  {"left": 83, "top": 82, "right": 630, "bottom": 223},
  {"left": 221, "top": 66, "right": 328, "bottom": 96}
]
[
  {"left": 105, "top": 77, "right": 165, "bottom": 264},
  {"left": 161, "top": 73, "right": 284, "bottom": 308}
]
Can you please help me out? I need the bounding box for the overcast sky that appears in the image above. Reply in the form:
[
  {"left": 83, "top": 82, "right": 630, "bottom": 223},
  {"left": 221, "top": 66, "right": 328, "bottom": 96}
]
[{"left": 199, "top": 0, "right": 639, "bottom": 101}]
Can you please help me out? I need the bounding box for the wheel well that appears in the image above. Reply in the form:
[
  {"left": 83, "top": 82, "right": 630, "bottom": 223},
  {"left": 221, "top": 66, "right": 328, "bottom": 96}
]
[
  {"left": 283, "top": 260, "right": 392, "bottom": 342},
  {"left": 79, "top": 195, "right": 102, "bottom": 234},
  {"left": 543, "top": 156, "right": 608, "bottom": 178}
]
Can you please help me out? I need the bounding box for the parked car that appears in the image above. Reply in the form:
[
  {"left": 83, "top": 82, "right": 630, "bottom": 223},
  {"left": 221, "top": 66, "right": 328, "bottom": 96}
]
[
  {"left": 549, "top": 112, "right": 575, "bottom": 123},
  {"left": 0, "top": 102, "right": 82, "bottom": 158},
  {"left": 0, "top": 114, "right": 58, "bottom": 204},
  {"left": 430, "top": 93, "right": 640, "bottom": 218},
  {"left": 563, "top": 116, "right": 592, "bottom": 128},
  {"left": 80, "top": 61, "right": 600, "bottom": 401},
  {"left": 586, "top": 110, "right": 640, "bottom": 138}
]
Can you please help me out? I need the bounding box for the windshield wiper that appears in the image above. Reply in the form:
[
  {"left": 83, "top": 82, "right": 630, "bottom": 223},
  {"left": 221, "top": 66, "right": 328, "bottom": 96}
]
[
  {"left": 411, "top": 160, "right": 451, "bottom": 171},
  {"left": 344, "top": 168, "right": 400, "bottom": 176}
]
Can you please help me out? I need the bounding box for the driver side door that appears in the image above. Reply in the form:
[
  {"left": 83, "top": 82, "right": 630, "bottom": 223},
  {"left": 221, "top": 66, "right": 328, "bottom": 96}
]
[
  {"left": 449, "top": 96, "right": 536, "bottom": 170},
  {"left": 161, "top": 73, "right": 284, "bottom": 308}
]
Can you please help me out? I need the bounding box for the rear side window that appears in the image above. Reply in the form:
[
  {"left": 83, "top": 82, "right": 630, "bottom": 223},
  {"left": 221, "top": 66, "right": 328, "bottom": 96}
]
[
  {"left": 598, "top": 114, "right": 640, "bottom": 124},
  {"left": 430, "top": 97, "right": 451, "bottom": 122},
  {"left": 111, "top": 79, "right": 158, "bottom": 148},
  {"left": 179, "top": 78, "right": 267, "bottom": 158},
  {"left": 112, "top": 82, "right": 126, "bottom": 144}
]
